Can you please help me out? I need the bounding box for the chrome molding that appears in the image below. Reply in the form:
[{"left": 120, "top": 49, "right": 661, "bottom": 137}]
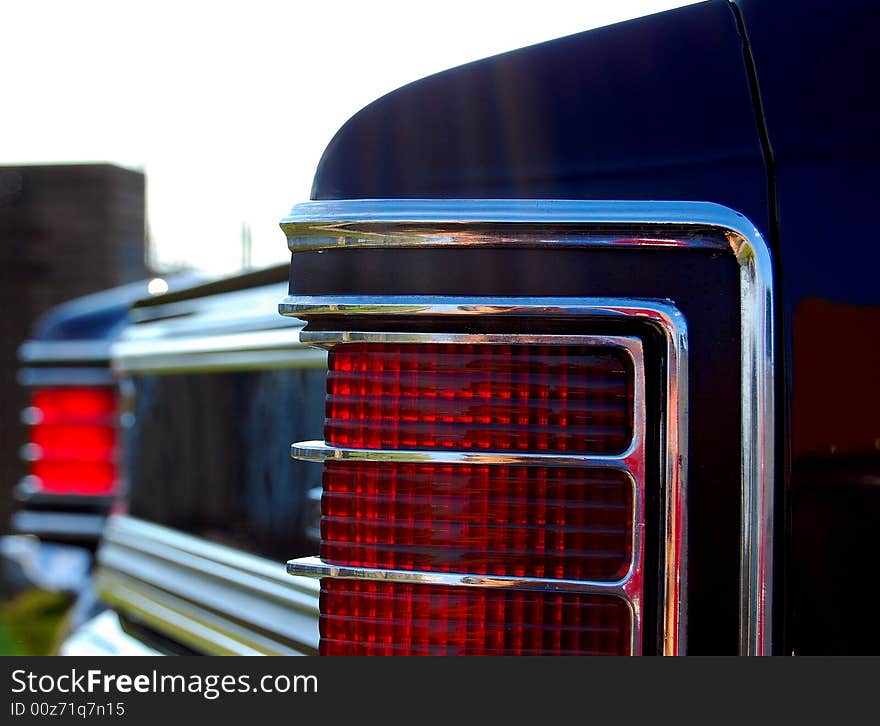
[
  {"left": 11, "top": 511, "right": 106, "bottom": 540},
  {"left": 727, "top": 227, "right": 776, "bottom": 658},
  {"left": 293, "top": 441, "right": 639, "bottom": 469},
  {"left": 128, "top": 283, "right": 291, "bottom": 334},
  {"left": 282, "top": 199, "right": 755, "bottom": 252},
  {"left": 288, "top": 317, "right": 687, "bottom": 655},
  {"left": 280, "top": 199, "right": 774, "bottom": 656},
  {"left": 111, "top": 327, "right": 327, "bottom": 375},
  {"left": 59, "top": 610, "right": 162, "bottom": 657},
  {"left": 96, "top": 515, "right": 319, "bottom": 655},
  {"left": 19, "top": 340, "right": 112, "bottom": 365},
  {"left": 17, "top": 367, "right": 115, "bottom": 388},
  {"left": 112, "top": 281, "right": 328, "bottom": 375},
  {"left": 290, "top": 557, "right": 639, "bottom": 597}
]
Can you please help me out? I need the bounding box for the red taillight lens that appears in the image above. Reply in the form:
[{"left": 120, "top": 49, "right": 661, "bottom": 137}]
[
  {"left": 320, "top": 580, "right": 631, "bottom": 656},
  {"left": 321, "top": 461, "right": 633, "bottom": 581},
  {"left": 326, "top": 343, "right": 633, "bottom": 454},
  {"left": 25, "top": 387, "right": 118, "bottom": 495},
  {"left": 300, "top": 338, "right": 643, "bottom": 656}
]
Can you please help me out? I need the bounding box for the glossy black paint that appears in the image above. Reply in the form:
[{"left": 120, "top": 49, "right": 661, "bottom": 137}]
[
  {"left": 735, "top": 0, "right": 880, "bottom": 653},
  {"left": 126, "top": 368, "right": 326, "bottom": 562},
  {"left": 311, "top": 1, "right": 770, "bottom": 236}
]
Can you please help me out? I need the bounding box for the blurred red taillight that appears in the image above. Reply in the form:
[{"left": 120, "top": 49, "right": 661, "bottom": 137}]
[{"left": 24, "top": 387, "right": 118, "bottom": 495}]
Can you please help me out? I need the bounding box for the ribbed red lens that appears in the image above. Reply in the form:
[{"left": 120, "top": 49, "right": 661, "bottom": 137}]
[
  {"left": 321, "top": 462, "right": 632, "bottom": 581},
  {"left": 27, "top": 387, "right": 117, "bottom": 495},
  {"left": 317, "top": 341, "right": 641, "bottom": 656},
  {"left": 326, "top": 343, "right": 632, "bottom": 454},
  {"left": 320, "top": 580, "right": 631, "bottom": 655}
]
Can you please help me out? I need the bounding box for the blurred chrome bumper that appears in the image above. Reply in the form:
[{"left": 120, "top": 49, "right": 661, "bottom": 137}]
[{"left": 59, "top": 610, "right": 160, "bottom": 656}]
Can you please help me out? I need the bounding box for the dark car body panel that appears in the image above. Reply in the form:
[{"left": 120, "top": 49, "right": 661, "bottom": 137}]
[
  {"left": 735, "top": 0, "right": 880, "bottom": 653},
  {"left": 126, "top": 368, "right": 325, "bottom": 561},
  {"left": 311, "top": 1, "right": 770, "bottom": 235}
]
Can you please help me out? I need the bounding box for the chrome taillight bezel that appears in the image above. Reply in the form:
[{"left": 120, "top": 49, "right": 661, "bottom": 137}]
[
  {"left": 286, "top": 303, "right": 687, "bottom": 655},
  {"left": 279, "top": 199, "right": 775, "bottom": 656}
]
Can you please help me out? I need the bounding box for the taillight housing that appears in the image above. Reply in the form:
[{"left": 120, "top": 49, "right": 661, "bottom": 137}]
[
  {"left": 291, "top": 334, "right": 650, "bottom": 656},
  {"left": 21, "top": 386, "right": 118, "bottom": 496}
]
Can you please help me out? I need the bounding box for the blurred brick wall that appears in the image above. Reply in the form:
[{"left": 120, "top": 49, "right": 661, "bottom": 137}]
[{"left": 0, "top": 164, "right": 147, "bottom": 533}]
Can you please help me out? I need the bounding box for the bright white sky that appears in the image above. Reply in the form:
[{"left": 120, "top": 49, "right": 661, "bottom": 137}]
[{"left": 1, "top": 0, "right": 696, "bottom": 275}]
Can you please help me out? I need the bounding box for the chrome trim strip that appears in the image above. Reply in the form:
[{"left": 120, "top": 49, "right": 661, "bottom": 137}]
[
  {"left": 111, "top": 328, "right": 327, "bottom": 374},
  {"left": 281, "top": 199, "right": 771, "bottom": 655},
  {"left": 110, "top": 282, "right": 330, "bottom": 375},
  {"left": 728, "top": 228, "right": 775, "bottom": 657},
  {"left": 302, "top": 330, "right": 644, "bottom": 351},
  {"left": 11, "top": 511, "right": 106, "bottom": 540},
  {"left": 95, "top": 572, "right": 307, "bottom": 656},
  {"left": 288, "top": 556, "right": 637, "bottom": 595},
  {"left": 292, "top": 441, "right": 637, "bottom": 469},
  {"left": 17, "top": 367, "right": 115, "bottom": 388},
  {"left": 128, "top": 281, "right": 288, "bottom": 328},
  {"left": 96, "top": 516, "right": 319, "bottom": 655},
  {"left": 281, "top": 198, "right": 757, "bottom": 252},
  {"left": 95, "top": 572, "right": 299, "bottom": 656},
  {"left": 19, "top": 340, "right": 111, "bottom": 364},
  {"left": 288, "top": 556, "right": 638, "bottom": 653}
]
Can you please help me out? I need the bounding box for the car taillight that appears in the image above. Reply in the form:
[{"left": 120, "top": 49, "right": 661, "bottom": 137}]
[
  {"left": 291, "top": 335, "right": 647, "bottom": 655},
  {"left": 22, "top": 387, "right": 118, "bottom": 495},
  {"left": 320, "top": 580, "right": 631, "bottom": 656},
  {"left": 321, "top": 461, "right": 633, "bottom": 580},
  {"left": 325, "top": 343, "right": 633, "bottom": 453}
]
